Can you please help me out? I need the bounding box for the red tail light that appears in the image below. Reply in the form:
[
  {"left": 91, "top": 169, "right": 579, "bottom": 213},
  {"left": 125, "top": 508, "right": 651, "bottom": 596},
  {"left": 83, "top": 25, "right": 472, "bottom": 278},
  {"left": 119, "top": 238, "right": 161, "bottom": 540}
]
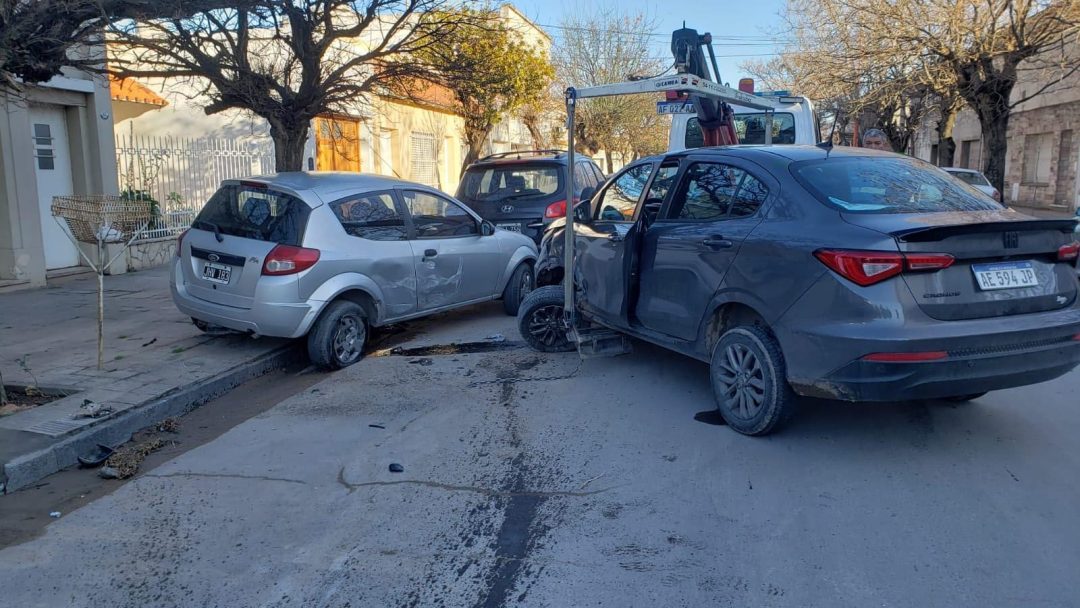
[
  {"left": 863, "top": 351, "right": 948, "bottom": 362},
  {"left": 992, "top": 188, "right": 1001, "bottom": 202},
  {"left": 545, "top": 200, "right": 569, "bottom": 219},
  {"left": 262, "top": 245, "right": 320, "bottom": 275},
  {"left": 176, "top": 229, "right": 189, "bottom": 258},
  {"left": 1058, "top": 241, "right": 1079, "bottom": 261},
  {"left": 815, "top": 250, "right": 954, "bottom": 286}
]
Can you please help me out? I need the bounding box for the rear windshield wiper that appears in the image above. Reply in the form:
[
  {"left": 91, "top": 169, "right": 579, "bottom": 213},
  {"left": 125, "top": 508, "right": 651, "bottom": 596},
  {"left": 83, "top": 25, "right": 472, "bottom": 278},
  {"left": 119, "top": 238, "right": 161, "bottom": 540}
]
[{"left": 194, "top": 220, "right": 225, "bottom": 243}]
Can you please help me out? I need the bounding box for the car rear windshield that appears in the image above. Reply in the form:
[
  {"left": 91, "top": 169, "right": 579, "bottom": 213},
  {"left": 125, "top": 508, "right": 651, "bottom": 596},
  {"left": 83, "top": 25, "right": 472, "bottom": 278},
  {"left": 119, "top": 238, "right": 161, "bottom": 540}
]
[
  {"left": 193, "top": 184, "right": 311, "bottom": 245},
  {"left": 946, "top": 171, "right": 991, "bottom": 187},
  {"left": 685, "top": 113, "right": 797, "bottom": 148},
  {"left": 792, "top": 157, "right": 1004, "bottom": 214},
  {"left": 458, "top": 163, "right": 562, "bottom": 202}
]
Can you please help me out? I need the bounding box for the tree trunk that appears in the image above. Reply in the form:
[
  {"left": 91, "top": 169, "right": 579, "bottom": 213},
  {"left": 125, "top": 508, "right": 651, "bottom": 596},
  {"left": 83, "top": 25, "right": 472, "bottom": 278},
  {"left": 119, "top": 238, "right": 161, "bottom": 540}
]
[
  {"left": 935, "top": 103, "right": 959, "bottom": 167},
  {"left": 461, "top": 131, "right": 487, "bottom": 174},
  {"left": 978, "top": 110, "right": 1010, "bottom": 195},
  {"left": 523, "top": 117, "right": 545, "bottom": 149},
  {"left": 269, "top": 120, "right": 310, "bottom": 172},
  {"left": 604, "top": 149, "right": 613, "bottom": 174}
]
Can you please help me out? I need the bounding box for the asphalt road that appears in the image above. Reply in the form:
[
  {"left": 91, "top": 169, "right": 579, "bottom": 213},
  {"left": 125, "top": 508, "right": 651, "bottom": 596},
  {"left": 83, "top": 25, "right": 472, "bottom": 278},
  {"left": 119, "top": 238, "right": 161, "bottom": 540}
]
[{"left": 1, "top": 301, "right": 1078, "bottom": 608}]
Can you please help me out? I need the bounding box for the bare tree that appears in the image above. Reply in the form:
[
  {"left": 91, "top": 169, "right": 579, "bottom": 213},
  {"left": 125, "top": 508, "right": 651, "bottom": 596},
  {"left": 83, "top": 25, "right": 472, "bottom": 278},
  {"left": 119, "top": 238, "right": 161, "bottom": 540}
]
[
  {"left": 111, "top": 0, "right": 470, "bottom": 171},
  {"left": 553, "top": 8, "right": 666, "bottom": 172},
  {"left": 0, "top": 0, "right": 240, "bottom": 91},
  {"left": 774, "top": 0, "right": 1080, "bottom": 191}
]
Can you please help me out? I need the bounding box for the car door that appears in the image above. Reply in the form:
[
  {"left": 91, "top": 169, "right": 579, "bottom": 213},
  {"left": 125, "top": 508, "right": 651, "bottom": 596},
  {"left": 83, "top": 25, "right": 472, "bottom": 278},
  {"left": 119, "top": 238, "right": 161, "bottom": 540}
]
[
  {"left": 400, "top": 188, "right": 503, "bottom": 310},
  {"left": 575, "top": 162, "right": 657, "bottom": 325},
  {"left": 636, "top": 159, "right": 770, "bottom": 341},
  {"left": 324, "top": 190, "right": 417, "bottom": 319}
]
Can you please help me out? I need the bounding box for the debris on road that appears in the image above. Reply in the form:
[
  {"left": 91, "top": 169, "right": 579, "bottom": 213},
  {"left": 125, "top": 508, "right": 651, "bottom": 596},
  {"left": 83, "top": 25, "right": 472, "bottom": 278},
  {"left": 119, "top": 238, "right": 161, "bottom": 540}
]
[
  {"left": 389, "top": 463, "right": 405, "bottom": 473},
  {"left": 156, "top": 417, "right": 180, "bottom": 433},
  {"left": 141, "top": 337, "right": 157, "bottom": 347},
  {"left": 49, "top": 511, "right": 61, "bottom": 518},
  {"left": 408, "top": 358, "right": 433, "bottom": 366},
  {"left": 369, "top": 424, "right": 385, "bottom": 429},
  {"left": 98, "top": 467, "right": 120, "bottom": 479},
  {"left": 485, "top": 333, "right": 506, "bottom": 342},
  {"left": 77, "top": 444, "right": 115, "bottom": 468},
  {"left": 103, "top": 438, "right": 168, "bottom": 479}
]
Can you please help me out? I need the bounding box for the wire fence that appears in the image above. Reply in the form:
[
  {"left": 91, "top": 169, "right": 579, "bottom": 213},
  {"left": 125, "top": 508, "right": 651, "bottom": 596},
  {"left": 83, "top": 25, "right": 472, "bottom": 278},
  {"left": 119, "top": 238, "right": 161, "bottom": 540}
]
[{"left": 115, "top": 134, "right": 276, "bottom": 241}]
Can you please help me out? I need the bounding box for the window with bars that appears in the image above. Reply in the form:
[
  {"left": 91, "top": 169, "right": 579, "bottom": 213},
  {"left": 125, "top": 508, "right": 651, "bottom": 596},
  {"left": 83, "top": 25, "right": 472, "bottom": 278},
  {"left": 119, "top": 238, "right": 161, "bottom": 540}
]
[{"left": 410, "top": 132, "right": 437, "bottom": 188}]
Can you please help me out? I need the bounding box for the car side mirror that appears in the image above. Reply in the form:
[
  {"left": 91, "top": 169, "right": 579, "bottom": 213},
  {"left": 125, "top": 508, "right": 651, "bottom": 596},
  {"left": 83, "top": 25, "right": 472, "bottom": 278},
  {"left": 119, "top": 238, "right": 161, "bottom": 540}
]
[
  {"left": 573, "top": 201, "right": 592, "bottom": 223},
  {"left": 480, "top": 220, "right": 495, "bottom": 236}
]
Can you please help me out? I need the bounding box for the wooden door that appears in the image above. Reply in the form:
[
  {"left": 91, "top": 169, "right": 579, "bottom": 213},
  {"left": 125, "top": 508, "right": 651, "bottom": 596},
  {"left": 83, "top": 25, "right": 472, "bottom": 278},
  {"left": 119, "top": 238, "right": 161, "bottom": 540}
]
[{"left": 315, "top": 116, "right": 361, "bottom": 172}]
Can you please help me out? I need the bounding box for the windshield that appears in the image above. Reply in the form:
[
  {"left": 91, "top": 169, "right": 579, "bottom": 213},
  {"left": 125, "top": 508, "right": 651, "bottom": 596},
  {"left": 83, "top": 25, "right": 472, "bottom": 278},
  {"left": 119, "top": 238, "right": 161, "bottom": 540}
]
[
  {"left": 193, "top": 184, "right": 311, "bottom": 245},
  {"left": 946, "top": 170, "right": 991, "bottom": 187},
  {"left": 685, "top": 113, "right": 796, "bottom": 148},
  {"left": 792, "top": 157, "right": 1004, "bottom": 214},
  {"left": 457, "top": 163, "right": 562, "bottom": 202}
]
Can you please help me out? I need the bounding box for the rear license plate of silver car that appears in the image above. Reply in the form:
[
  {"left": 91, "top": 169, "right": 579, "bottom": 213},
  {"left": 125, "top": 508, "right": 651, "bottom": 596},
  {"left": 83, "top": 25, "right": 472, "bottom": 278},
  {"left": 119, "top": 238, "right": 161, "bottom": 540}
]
[
  {"left": 202, "top": 262, "right": 232, "bottom": 284},
  {"left": 496, "top": 223, "right": 522, "bottom": 233}
]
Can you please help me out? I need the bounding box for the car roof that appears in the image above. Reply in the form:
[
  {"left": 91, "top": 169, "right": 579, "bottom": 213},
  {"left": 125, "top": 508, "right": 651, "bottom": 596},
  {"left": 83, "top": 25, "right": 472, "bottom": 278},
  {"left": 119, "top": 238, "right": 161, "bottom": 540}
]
[{"left": 229, "top": 172, "right": 429, "bottom": 198}]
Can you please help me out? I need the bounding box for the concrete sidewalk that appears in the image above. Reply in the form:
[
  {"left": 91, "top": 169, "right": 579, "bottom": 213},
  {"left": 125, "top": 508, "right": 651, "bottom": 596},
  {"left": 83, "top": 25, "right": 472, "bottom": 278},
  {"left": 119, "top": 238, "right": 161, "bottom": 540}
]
[{"left": 0, "top": 265, "right": 296, "bottom": 492}]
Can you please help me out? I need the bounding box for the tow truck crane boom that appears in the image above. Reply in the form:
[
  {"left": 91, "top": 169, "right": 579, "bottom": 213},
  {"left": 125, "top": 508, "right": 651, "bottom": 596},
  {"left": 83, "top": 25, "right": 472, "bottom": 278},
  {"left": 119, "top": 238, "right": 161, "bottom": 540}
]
[{"left": 560, "top": 27, "right": 783, "bottom": 327}]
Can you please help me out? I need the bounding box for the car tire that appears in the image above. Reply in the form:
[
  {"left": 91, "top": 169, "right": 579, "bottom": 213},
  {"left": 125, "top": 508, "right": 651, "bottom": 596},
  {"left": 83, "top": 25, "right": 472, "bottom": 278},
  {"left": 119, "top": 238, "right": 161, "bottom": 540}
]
[
  {"left": 944, "top": 392, "right": 988, "bottom": 403},
  {"left": 517, "top": 285, "right": 574, "bottom": 353},
  {"left": 710, "top": 326, "right": 796, "bottom": 436},
  {"left": 502, "top": 262, "right": 534, "bottom": 316},
  {"left": 307, "top": 301, "right": 368, "bottom": 370}
]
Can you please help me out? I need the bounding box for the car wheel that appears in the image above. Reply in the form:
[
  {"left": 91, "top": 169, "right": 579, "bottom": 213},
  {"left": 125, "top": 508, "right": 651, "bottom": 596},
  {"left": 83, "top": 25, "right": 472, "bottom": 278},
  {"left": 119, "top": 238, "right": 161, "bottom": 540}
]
[
  {"left": 944, "top": 392, "right": 988, "bottom": 403},
  {"left": 710, "top": 326, "right": 796, "bottom": 436},
  {"left": 502, "top": 262, "right": 535, "bottom": 316},
  {"left": 517, "top": 285, "right": 574, "bottom": 353},
  {"left": 307, "top": 301, "right": 367, "bottom": 370}
]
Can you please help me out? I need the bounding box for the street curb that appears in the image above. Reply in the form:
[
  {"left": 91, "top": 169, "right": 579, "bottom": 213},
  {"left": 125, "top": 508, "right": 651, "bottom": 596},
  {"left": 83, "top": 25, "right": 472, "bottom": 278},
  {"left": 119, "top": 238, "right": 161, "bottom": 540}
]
[{"left": 2, "top": 343, "right": 303, "bottom": 494}]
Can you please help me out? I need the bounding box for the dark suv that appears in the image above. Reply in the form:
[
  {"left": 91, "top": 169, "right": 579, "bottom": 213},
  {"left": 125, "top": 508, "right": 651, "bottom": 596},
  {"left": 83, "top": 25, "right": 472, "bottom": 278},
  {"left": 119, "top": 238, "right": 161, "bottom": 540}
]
[
  {"left": 456, "top": 150, "right": 605, "bottom": 244},
  {"left": 520, "top": 145, "right": 1080, "bottom": 436}
]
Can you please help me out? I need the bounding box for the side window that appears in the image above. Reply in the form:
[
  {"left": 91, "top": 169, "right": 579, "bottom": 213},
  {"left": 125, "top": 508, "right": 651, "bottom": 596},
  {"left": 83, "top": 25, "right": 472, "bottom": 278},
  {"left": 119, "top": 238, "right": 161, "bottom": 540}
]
[
  {"left": 573, "top": 163, "right": 591, "bottom": 194},
  {"left": 685, "top": 118, "right": 704, "bottom": 149},
  {"left": 590, "top": 163, "right": 605, "bottom": 183},
  {"left": 402, "top": 190, "right": 478, "bottom": 238},
  {"left": 670, "top": 162, "right": 746, "bottom": 221},
  {"left": 593, "top": 163, "right": 654, "bottom": 222},
  {"left": 330, "top": 191, "right": 406, "bottom": 241},
  {"left": 729, "top": 174, "right": 770, "bottom": 217},
  {"left": 644, "top": 163, "right": 680, "bottom": 204}
]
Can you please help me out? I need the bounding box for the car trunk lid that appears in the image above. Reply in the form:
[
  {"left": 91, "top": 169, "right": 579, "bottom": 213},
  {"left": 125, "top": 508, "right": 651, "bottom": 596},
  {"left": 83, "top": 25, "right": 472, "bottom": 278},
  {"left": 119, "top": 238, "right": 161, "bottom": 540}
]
[
  {"left": 843, "top": 210, "right": 1079, "bottom": 320},
  {"left": 179, "top": 182, "right": 313, "bottom": 309}
]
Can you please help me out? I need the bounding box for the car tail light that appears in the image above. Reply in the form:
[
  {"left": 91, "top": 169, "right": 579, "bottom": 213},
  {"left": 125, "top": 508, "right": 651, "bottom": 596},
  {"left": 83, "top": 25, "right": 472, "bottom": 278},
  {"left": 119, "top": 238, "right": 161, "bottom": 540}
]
[
  {"left": 1058, "top": 241, "right": 1079, "bottom": 261},
  {"left": 903, "top": 253, "right": 955, "bottom": 271},
  {"left": 815, "top": 250, "right": 954, "bottom": 286},
  {"left": 863, "top": 351, "right": 948, "bottom": 362},
  {"left": 545, "top": 200, "right": 566, "bottom": 219},
  {"left": 176, "top": 229, "right": 189, "bottom": 257},
  {"left": 1073, "top": 333, "right": 1080, "bottom": 342},
  {"left": 262, "top": 245, "right": 320, "bottom": 275},
  {"left": 992, "top": 188, "right": 1001, "bottom": 202}
]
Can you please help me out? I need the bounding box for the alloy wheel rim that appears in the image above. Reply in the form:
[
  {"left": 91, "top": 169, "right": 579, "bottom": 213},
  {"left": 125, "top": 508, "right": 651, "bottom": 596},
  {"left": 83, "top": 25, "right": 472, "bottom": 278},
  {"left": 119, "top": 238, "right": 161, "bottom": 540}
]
[
  {"left": 527, "top": 304, "right": 567, "bottom": 347},
  {"left": 333, "top": 315, "right": 364, "bottom": 363},
  {"left": 715, "top": 343, "right": 767, "bottom": 420}
]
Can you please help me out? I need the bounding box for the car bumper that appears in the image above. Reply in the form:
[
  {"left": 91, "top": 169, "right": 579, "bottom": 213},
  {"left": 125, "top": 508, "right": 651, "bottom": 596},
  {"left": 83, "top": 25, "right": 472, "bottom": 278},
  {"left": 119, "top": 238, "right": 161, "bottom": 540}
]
[
  {"left": 796, "top": 335, "right": 1080, "bottom": 401},
  {"left": 170, "top": 264, "right": 315, "bottom": 338}
]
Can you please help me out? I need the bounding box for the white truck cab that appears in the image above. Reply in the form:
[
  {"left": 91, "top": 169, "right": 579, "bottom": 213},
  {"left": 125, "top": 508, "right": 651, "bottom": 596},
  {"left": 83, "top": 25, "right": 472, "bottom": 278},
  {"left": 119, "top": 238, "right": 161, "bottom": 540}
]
[{"left": 665, "top": 85, "right": 819, "bottom": 152}]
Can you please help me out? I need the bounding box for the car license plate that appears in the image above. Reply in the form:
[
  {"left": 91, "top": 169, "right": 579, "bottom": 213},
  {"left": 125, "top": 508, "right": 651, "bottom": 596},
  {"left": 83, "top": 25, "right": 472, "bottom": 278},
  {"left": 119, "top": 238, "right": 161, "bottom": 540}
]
[
  {"left": 496, "top": 223, "right": 522, "bottom": 233},
  {"left": 972, "top": 261, "right": 1038, "bottom": 290},
  {"left": 202, "top": 262, "right": 232, "bottom": 284}
]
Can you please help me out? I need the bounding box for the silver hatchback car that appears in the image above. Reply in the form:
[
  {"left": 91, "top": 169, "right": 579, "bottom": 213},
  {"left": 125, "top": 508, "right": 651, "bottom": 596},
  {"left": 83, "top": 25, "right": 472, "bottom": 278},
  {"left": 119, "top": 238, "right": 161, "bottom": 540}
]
[{"left": 172, "top": 173, "right": 538, "bottom": 368}]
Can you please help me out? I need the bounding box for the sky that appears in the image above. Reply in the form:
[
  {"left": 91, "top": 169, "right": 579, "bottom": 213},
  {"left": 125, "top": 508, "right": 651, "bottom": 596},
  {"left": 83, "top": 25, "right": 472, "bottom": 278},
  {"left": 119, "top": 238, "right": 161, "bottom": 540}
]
[{"left": 508, "top": 0, "right": 789, "bottom": 88}]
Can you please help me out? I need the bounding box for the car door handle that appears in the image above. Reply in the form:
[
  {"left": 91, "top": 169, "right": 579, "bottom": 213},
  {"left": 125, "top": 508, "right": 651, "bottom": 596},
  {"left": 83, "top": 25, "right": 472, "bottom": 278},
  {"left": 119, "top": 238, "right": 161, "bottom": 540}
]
[
  {"left": 607, "top": 232, "right": 624, "bottom": 242},
  {"left": 423, "top": 248, "right": 438, "bottom": 261},
  {"left": 702, "top": 237, "right": 734, "bottom": 249}
]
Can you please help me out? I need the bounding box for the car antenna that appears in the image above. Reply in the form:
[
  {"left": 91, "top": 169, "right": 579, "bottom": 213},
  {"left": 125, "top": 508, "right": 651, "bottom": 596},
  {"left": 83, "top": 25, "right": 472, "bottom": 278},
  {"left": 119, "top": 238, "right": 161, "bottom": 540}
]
[{"left": 816, "top": 104, "right": 841, "bottom": 158}]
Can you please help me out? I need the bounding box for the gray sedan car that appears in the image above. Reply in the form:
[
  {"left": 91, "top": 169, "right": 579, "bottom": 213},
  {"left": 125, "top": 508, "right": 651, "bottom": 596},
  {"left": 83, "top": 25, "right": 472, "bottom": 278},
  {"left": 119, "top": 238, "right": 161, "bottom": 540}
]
[
  {"left": 520, "top": 146, "right": 1080, "bottom": 435},
  {"left": 172, "top": 173, "right": 537, "bottom": 369}
]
